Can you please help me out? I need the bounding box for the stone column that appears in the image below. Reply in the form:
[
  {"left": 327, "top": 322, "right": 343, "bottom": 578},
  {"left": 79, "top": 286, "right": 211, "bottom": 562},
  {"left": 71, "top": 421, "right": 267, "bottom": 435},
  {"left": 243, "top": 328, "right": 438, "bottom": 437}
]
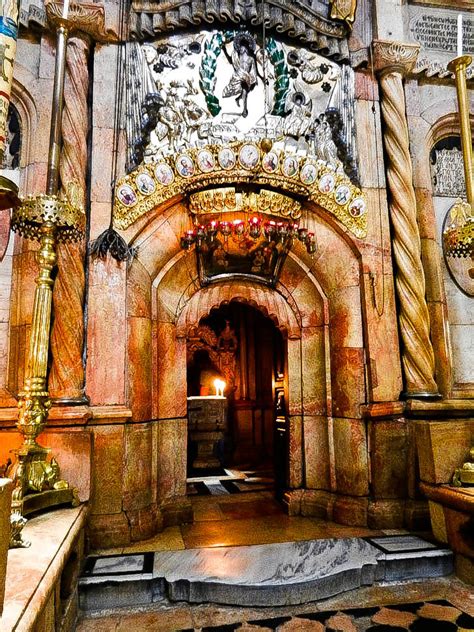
[
  {"left": 46, "top": 3, "right": 114, "bottom": 402},
  {"left": 49, "top": 34, "right": 90, "bottom": 402},
  {"left": 372, "top": 40, "right": 439, "bottom": 398}
]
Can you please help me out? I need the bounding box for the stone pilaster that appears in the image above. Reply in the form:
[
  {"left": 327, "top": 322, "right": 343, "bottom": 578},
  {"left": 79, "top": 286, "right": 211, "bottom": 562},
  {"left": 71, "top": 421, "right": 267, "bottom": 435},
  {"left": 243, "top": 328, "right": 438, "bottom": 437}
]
[{"left": 372, "top": 40, "right": 439, "bottom": 398}]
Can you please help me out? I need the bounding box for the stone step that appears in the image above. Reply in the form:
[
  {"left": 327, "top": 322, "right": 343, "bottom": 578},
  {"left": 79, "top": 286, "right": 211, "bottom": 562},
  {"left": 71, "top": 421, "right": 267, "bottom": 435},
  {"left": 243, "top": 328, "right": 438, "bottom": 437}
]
[{"left": 79, "top": 535, "right": 453, "bottom": 613}]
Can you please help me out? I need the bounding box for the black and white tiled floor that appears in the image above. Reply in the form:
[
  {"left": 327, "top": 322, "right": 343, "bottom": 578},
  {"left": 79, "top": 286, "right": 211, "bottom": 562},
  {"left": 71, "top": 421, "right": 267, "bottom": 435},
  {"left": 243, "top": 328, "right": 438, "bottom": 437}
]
[
  {"left": 179, "top": 601, "right": 474, "bottom": 631},
  {"left": 186, "top": 467, "right": 274, "bottom": 496}
]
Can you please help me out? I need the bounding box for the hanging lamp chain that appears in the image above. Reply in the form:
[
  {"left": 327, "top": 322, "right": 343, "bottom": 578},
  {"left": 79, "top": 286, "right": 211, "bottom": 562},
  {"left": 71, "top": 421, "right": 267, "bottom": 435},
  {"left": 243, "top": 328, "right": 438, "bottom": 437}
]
[{"left": 89, "top": 0, "right": 137, "bottom": 262}]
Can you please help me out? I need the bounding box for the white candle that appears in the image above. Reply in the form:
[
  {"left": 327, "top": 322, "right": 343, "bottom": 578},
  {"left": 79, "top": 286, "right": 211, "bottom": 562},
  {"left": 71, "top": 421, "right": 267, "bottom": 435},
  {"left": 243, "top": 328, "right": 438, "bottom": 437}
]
[
  {"left": 457, "top": 14, "right": 463, "bottom": 58},
  {"left": 62, "top": 0, "right": 69, "bottom": 20}
]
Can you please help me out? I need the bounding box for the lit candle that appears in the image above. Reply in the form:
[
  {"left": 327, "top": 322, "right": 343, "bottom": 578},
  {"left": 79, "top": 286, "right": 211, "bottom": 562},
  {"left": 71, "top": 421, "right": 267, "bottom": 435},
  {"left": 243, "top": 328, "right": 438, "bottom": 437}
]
[
  {"left": 457, "top": 14, "right": 463, "bottom": 58},
  {"left": 62, "top": 0, "right": 69, "bottom": 19}
]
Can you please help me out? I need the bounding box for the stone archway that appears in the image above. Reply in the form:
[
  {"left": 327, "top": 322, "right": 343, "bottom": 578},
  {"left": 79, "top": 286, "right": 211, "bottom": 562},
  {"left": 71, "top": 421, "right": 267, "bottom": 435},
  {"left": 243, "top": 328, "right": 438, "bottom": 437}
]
[{"left": 122, "top": 192, "right": 378, "bottom": 528}]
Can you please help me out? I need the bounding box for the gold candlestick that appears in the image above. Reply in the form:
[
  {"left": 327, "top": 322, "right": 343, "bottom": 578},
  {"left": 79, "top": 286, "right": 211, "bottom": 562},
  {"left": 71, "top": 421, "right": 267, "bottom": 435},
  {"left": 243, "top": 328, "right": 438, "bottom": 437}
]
[
  {"left": 6, "top": 15, "right": 85, "bottom": 545},
  {"left": 447, "top": 55, "right": 473, "bottom": 207},
  {"left": 445, "top": 55, "right": 474, "bottom": 487},
  {"left": 443, "top": 57, "right": 473, "bottom": 268}
]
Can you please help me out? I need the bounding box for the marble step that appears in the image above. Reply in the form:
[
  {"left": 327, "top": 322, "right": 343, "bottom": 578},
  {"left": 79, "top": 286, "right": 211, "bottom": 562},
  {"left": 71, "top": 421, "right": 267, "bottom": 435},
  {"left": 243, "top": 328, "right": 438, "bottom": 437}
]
[{"left": 79, "top": 535, "right": 453, "bottom": 612}]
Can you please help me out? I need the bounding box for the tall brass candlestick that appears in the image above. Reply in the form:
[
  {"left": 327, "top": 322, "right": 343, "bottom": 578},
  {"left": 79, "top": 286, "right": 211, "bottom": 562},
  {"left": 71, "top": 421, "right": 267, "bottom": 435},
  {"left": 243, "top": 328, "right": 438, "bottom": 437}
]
[
  {"left": 446, "top": 55, "right": 474, "bottom": 487},
  {"left": 7, "top": 14, "right": 84, "bottom": 535},
  {"left": 447, "top": 55, "right": 473, "bottom": 207}
]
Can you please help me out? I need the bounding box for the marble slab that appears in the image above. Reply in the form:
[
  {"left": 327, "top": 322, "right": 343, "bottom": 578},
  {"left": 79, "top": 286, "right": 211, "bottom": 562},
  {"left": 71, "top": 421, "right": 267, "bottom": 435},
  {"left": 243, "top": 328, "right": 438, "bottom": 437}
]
[
  {"left": 152, "top": 539, "right": 382, "bottom": 606},
  {"left": 93, "top": 554, "right": 146, "bottom": 574},
  {"left": 79, "top": 535, "right": 454, "bottom": 611},
  {"left": 368, "top": 535, "right": 437, "bottom": 553},
  {"left": 366, "top": 535, "right": 453, "bottom": 582}
]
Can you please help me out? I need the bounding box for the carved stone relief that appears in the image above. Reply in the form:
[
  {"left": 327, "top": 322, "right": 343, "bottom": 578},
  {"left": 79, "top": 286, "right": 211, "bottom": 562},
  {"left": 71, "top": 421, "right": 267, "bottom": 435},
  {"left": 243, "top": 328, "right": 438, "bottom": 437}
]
[
  {"left": 126, "top": 30, "right": 357, "bottom": 182},
  {"left": 129, "top": 0, "right": 351, "bottom": 61},
  {"left": 432, "top": 147, "right": 466, "bottom": 198}
]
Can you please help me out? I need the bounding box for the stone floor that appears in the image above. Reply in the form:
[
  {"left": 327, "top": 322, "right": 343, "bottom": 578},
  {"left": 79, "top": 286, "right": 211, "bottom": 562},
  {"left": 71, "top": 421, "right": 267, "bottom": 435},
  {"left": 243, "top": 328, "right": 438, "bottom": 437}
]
[
  {"left": 76, "top": 577, "right": 474, "bottom": 631},
  {"left": 78, "top": 492, "right": 473, "bottom": 631},
  {"left": 92, "top": 491, "right": 390, "bottom": 556}
]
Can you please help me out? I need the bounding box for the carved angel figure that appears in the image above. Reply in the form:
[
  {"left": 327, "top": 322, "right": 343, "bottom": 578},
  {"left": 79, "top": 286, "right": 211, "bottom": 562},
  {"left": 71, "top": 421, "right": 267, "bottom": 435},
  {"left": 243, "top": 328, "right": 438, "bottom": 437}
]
[
  {"left": 222, "top": 33, "right": 260, "bottom": 118},
  {"left": 313, "top": 114, "right": 339, "bottom": 165},
  {"left": 283, "top": 91, "right": 313, "bottom": 138}
]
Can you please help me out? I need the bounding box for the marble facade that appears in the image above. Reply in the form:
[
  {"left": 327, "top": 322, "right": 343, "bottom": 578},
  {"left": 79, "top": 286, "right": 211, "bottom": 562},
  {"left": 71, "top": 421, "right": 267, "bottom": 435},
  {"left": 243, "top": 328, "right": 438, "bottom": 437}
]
[{"left": 0, "top": 0, "right": 472, "bottom": 594}]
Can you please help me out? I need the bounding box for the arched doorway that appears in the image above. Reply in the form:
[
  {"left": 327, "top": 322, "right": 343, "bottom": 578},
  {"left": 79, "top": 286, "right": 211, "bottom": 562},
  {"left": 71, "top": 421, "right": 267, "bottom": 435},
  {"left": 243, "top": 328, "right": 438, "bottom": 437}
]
[{"left": 185, "top": 301, "right": 288, "bottom": 498}]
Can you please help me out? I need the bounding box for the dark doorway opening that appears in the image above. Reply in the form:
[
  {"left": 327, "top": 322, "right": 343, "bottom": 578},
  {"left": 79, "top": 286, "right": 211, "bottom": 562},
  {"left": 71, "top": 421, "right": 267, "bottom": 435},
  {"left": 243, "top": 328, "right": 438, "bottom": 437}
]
[{"left": 186, "top": 301, "right": 287, "bottom": 498}]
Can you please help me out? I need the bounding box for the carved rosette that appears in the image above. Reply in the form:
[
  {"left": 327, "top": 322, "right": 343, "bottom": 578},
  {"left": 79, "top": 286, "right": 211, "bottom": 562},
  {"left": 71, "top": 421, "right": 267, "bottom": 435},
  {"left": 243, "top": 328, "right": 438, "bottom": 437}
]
[{"left": 372, "top": 40, "right": 438, "bottom": 396}]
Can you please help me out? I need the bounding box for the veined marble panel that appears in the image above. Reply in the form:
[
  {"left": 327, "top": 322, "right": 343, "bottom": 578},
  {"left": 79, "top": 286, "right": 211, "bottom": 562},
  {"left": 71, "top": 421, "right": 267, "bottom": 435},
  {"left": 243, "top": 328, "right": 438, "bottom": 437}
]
[{"left": 153, "top": 538, "right": 381, "bottom": 605}]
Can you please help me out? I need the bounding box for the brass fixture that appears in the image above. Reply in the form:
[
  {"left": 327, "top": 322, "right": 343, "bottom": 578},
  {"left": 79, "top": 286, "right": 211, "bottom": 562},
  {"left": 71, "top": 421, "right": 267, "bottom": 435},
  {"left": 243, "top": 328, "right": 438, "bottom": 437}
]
[{"left": 6, "top": 14, "right": 85, "bottom": 546}]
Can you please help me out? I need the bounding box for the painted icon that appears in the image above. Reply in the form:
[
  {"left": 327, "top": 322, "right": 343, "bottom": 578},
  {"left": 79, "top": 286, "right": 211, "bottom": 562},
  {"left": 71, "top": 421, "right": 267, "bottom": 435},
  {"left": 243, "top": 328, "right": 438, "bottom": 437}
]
[
  {"left": 239, "top": 143, "right": 260, "bottom": 169},
  {"left": 335, "top": 184, "right": 351, "bottom": 205},
  {"left": 176, "top": 154, "right": 195, "bottom": 178},
  {"left": 218, "top": 147, "right": 236, "bottom": 170},
  {"left": 197, "top": 149, "right": 215, "bottom": 173},
  {"left": 300, "top": 163, "right": 318, "bottom": 185},
  {"left": 135, "top": 172, "right": 156, "bottom": 195},
  {"left": 282, "top": 156, "right": 298, "bottom": 178},
  {"left": 318, "top": 173, "right": 335, "bottom": 194},
  {"left": 262, "top": 151, "right": 279, "bottom": 174},
  {"left": 154, "top": 162, "right": 174, "bottom": 186},
  {"left": 349, "top": 197, "right": 366, "bottom": 217},
  {"left": 116, "top": 184, "right": 137, "bottom": 207}
]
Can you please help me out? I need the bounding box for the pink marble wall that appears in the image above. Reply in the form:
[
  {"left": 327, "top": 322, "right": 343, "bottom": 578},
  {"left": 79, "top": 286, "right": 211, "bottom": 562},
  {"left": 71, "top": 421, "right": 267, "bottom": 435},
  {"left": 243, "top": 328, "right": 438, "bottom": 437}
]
[{"left": 86, "top": 258, "right": 127, "bottom": 405}]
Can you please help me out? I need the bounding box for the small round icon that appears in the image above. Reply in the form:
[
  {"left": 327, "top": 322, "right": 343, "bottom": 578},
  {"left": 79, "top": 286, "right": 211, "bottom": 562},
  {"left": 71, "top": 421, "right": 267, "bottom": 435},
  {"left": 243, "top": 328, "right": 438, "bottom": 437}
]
[
  {"left": 300, "top": 163, "right": 318, "bottom": 185},
  {"left": 218, "top": 148, "right": 236, "bottom": 170},
  {"left": 197, "top": 149, "right": 215, "bottom": 173},
  {"left": 154, "top": 163, "right": 174, "bottom": 186},
  {"left": 349, "top": 197, "right": 367, "bottom": 217},
  {"left": 282, "top": 156, "right": 299, "bottom": 178},
  {"left": 117, "top": 184, "right": 137, "bottom": 207},
  {"left": 135, "top": 172, "right": 156, "bottom": 195},
  {"left": 318, "top": 173, "right": 335, "bottom": 194},
  {"left": 239, "top": 143, "right": 260, "bottom": 169},
  {"left": 175, "top": 155, "right": 195, "bottom": 178}
]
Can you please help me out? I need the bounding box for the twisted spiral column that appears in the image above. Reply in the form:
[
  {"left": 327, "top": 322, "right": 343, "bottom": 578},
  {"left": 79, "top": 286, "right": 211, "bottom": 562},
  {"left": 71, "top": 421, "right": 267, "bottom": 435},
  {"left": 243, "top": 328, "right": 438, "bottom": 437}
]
[
  {"left": 373, "top": 41, "right": 439, "bottom": 397},
  {"left": 49, "top": 35, "right": 90, "bottom": 401}
]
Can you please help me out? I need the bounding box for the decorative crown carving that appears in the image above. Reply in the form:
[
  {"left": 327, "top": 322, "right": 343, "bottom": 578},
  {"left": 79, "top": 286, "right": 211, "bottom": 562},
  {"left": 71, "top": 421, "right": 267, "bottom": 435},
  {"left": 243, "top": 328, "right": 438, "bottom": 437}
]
[{"left": 371, "top": 40, "right": 420, "bottom": 76}]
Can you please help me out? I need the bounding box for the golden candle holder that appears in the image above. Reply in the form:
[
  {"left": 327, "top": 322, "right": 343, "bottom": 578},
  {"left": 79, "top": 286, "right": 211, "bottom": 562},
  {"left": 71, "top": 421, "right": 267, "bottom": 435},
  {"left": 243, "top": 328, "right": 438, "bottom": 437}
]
[
  {"left": 4, "top": 11, "right": 86, "bottom": 546},
  {"left": 7, "top": 192, "right": 85, "bottom": 521},
  {"left": 445, "top": 55, "right": 474, "bottom": 487}
]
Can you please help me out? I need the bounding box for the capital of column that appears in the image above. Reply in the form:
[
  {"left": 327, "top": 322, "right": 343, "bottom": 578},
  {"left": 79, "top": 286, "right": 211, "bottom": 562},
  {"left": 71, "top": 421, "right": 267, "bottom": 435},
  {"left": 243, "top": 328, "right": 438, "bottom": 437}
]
[
  {"left": 371, "top": 40, "right": 420, "bottom": 77},
  {"left": 46, "top": 2, "right": 116, "bottom": 43}
]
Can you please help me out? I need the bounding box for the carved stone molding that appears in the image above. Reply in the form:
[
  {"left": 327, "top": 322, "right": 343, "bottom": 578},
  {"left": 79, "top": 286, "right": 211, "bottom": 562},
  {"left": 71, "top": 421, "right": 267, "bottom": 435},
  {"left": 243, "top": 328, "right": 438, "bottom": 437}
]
[
  {"left": 371, "top": 40, "right": 420, "bottom": 76},
  {"left": 46, "top": 2, "right": 115, "bottom": 42},
  {"left": 129, "top": 0, "right": 350, "bottom": 58}
]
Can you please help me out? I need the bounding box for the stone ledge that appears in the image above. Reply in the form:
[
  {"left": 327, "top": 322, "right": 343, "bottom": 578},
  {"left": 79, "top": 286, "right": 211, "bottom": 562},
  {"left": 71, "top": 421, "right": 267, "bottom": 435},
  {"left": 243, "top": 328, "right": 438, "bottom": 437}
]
[
  {"left": 2, "top": 504, "right": 87, "bottom": 631},
  {"left": 420, "top": 482, "right": 474, "bottom": 516}
]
